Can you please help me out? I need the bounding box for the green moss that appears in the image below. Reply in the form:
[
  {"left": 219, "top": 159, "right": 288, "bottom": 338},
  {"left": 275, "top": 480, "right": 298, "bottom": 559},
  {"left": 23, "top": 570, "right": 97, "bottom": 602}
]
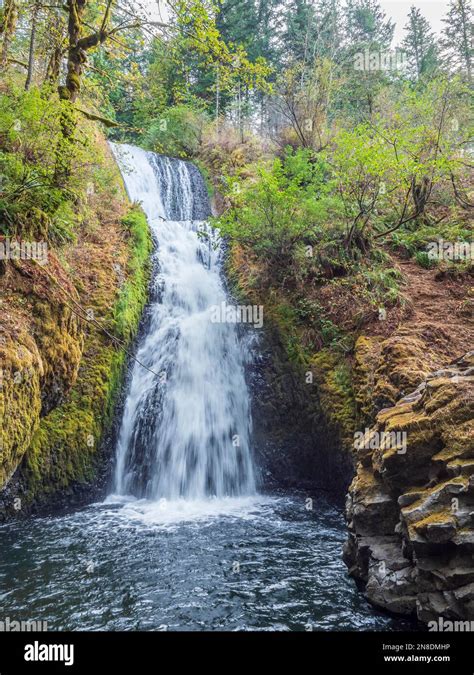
[
  {"left": 0, "top": 339, "right": 42, "bottom": 487},
  {"left": 440, "top": 421, "right": 474, "bottom": 458},
  {"left": 24, "top": 344, "right": 120, "bottom": 497},
  {"left": 113, "top": 206, "right": 152, "bottom": 341},
  {"left": 270, "top": 302, "right": 310, "bottom": 365},
  {"left": 17, "top": 205, "right": 152, "bottom": 509},
  {"left": 310, "top": 349, "right": 357, "bottom": 448},
  {"left": 412, "top": 511, "right": 456, "bottom": 533}
]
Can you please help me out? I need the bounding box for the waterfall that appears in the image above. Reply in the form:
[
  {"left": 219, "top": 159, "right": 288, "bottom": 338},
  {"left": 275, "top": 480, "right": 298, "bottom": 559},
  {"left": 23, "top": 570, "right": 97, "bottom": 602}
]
[{"left": 110, "top": 143, "right": 256, "bottom": 501}]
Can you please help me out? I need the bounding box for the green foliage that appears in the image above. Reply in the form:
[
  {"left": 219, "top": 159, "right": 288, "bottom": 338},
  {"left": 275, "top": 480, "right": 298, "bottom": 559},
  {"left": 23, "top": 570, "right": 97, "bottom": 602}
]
[
  {"left": 391, "top": 219, "right": 473, "bottom": 259},
  {"left": 215, "top": 149, "right": 343, "bottom": 268},
  {"left": 329, "top": 77, "right": 471, "bottom": 247},
  {"left": 360, "top": 265, "right": 402, "bottom": 305},
  {"left": 0, "top": 85, "right": 63, "bottom": 235},
  {"left": 319, "top": 316, "right": 351, "bottom": 351},
  {"left": 331, "top": 122, "right": 391, "bottom": 243},
  {"left": 0, "top": 83, "right": 109, "bottom": 240},
  {"left": 143, "top": 104, "right": 209, "bottom": 158},
  {"left": 415, "top": 251, "right": 437, "bottom": 270}
]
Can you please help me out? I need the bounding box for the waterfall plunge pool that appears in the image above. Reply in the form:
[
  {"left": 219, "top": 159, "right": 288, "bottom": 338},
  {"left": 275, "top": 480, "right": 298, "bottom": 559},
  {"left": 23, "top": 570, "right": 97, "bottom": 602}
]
[{"left": 0, "top": 493, "right": 410, "bottom": 631}]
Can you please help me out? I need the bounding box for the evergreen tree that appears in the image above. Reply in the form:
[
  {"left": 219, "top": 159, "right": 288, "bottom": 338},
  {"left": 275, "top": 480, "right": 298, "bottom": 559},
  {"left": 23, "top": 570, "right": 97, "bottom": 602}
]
[
  {"left": 215, "top": 0, "right": 284, "bottom": 67},
  {"left": 284, "top": 0, "right": 315, "bottom": 63},
  {"left": 345, "top": 0, "right": 394, "bottom": 51},
  {"left": 311, "top": 0, "right": 344, "bottom": 62},
  {"left": 402, "top": 6, "right": 439, "bottom": 80},
  {"left": 256, "top": 0, "right": 285, "bottom": 67},
  {"left": 441, "top": 0, "right": 473, "bottom": 83},
  {"left": 284, "top": 0, "right": 344, "bottom": 64},
  {"left": 213, "top": 0, "right": 283, "bottom": 126},
  {"left": 339, "top": 0, "right": 395, "bottom": 117}
]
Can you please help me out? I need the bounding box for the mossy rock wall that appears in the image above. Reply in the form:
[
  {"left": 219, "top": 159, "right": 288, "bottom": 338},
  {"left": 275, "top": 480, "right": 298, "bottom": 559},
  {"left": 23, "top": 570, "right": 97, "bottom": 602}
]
[
  {"left": 0, "top": 259, "right": 83, "bottom": 492},
  {"left": 0, "top": 333, "right": 43, "bottom": 488},
  {"left": 226, "top": 251, "right": 357, "bottom": 495},
  {"left": 0, "top": 204, "right": 152, "bottom": 519}
]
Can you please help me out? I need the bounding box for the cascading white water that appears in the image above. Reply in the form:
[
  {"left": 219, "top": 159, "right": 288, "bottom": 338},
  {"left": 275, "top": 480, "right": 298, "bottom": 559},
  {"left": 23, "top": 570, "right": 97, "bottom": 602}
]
[{"left": 110, "top": 143, "right": 256, "bottom": 501}]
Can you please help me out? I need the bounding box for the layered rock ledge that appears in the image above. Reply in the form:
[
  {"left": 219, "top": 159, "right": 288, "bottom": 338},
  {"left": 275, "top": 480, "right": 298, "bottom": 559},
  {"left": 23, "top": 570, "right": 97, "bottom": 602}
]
[{"left": 344, "top": 351, "right": 474, "bottom": 622}]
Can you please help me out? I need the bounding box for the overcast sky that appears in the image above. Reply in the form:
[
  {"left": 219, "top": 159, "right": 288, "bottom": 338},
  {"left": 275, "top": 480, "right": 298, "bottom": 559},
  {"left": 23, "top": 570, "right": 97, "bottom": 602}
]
[
  {"left": 380, "top": 1, "right": 449, "bottom": 45},
  {"left": 140, "top": 0, "right": 451, "bottom": 47}
]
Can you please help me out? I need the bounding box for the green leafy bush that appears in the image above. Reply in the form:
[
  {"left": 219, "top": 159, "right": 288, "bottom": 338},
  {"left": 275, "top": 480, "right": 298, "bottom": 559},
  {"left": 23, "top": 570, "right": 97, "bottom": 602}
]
[
  {"left": 143, "top": 104, "right": 209, "bottom": 158},
  {"left": 215, "top": 149, "right": 344, "bottom": 273}
]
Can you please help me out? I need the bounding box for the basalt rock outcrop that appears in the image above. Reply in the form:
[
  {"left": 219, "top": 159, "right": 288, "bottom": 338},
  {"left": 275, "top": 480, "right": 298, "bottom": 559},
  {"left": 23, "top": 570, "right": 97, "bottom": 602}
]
[{"left": 344, "top": 351, "right": 474, "bottom": 621}]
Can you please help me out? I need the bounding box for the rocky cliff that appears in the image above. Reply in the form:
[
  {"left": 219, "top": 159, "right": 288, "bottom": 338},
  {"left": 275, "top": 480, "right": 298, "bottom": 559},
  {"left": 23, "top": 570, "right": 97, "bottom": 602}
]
[
  {"left": 345, "top": 351, "right": 474, "bottom": 621},
  {"left": 0, "top": 143, "right": 152, "bottom": 519},
  {"left": 247, "top": 327, "right": 354, "bottom": 496},
  {"left": 228, "top": 236, "right": 473, "bottom": 624}
]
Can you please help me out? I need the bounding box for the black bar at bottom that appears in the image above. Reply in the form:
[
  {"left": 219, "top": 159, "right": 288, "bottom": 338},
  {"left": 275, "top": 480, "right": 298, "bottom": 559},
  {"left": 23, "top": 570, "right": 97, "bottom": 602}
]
[{"left": 0, "top": 631, "right": 472, "bottom": 674}]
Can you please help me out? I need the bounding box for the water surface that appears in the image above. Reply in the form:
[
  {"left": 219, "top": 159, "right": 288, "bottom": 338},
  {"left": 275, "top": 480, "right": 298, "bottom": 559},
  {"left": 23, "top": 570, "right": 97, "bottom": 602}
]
[{"left": 0, "top": 494, "right": 408, "bottom": 631}]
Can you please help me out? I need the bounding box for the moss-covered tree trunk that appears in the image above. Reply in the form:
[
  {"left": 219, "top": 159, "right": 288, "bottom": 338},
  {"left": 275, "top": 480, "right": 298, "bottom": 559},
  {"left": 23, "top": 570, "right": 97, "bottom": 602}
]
[
  {"left": 45, "top": 44, "right": 64, "bottom": 85},
  {"left": 59, "top": 0, "right": 114, "bottom": 103},
  {"left": 25, "top": 0, "right": 40, "bottom": 90},
  {"left": 0, "top": 0, "right": 18, "bottom": 71},
  {"left": 54, "top": 0, "right": 114, "bottom": 186},
  {"left": 59, "top": 0, "right": 87, "bottom": 103}
]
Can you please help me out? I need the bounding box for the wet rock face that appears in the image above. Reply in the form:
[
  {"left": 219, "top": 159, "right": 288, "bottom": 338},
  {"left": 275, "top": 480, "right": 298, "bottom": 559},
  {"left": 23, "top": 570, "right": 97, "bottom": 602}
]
[
  {"left": 344, "top": 352, "right": 474, "bottom": 622},
  {"left": 247, "top": 327, "right": 354, "bottom": 498}
]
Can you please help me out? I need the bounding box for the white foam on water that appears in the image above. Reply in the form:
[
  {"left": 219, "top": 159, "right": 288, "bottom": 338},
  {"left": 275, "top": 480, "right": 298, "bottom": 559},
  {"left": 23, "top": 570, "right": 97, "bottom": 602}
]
[{"left": 104, "top": 494, "right": 273, "bottom": 527}]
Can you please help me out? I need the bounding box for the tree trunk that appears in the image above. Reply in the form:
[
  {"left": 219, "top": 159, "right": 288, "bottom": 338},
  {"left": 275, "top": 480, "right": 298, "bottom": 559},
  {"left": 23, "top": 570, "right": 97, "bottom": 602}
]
[
  {"left": 25, "top": 1, "right": 40, "bottom": 90},
  {"left": 215, "top": 65, "right": 219, "bottom": 136},
  {"left": 59, "top": 0, "right": 88, "bottom": 102},
  {"left": 0, "top": 0, "right": 18, "bottom": 71},
  {"left": 54, "top": 0, "right": 85, "bottom": 184},
  {"left": 59, "top": 0, "right": 114, "bottom": 102},
  {"left": 411, "top": 175, "right": 431, "bottom": 219},
  {"left": 54, "top": 0, "right": 114, "bottom": 185},
  {"left": 459, "top": 0, "right": 472, "bottom": 83},
  {"left": 45, "top": 44, "right": 64, "bottom": 85}
]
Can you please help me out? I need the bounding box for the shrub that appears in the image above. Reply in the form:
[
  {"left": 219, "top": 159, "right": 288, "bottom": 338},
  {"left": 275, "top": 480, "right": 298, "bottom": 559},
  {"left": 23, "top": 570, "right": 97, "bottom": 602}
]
[{"left": 142, "top": 104, "right": 209, "bottom": 158}]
